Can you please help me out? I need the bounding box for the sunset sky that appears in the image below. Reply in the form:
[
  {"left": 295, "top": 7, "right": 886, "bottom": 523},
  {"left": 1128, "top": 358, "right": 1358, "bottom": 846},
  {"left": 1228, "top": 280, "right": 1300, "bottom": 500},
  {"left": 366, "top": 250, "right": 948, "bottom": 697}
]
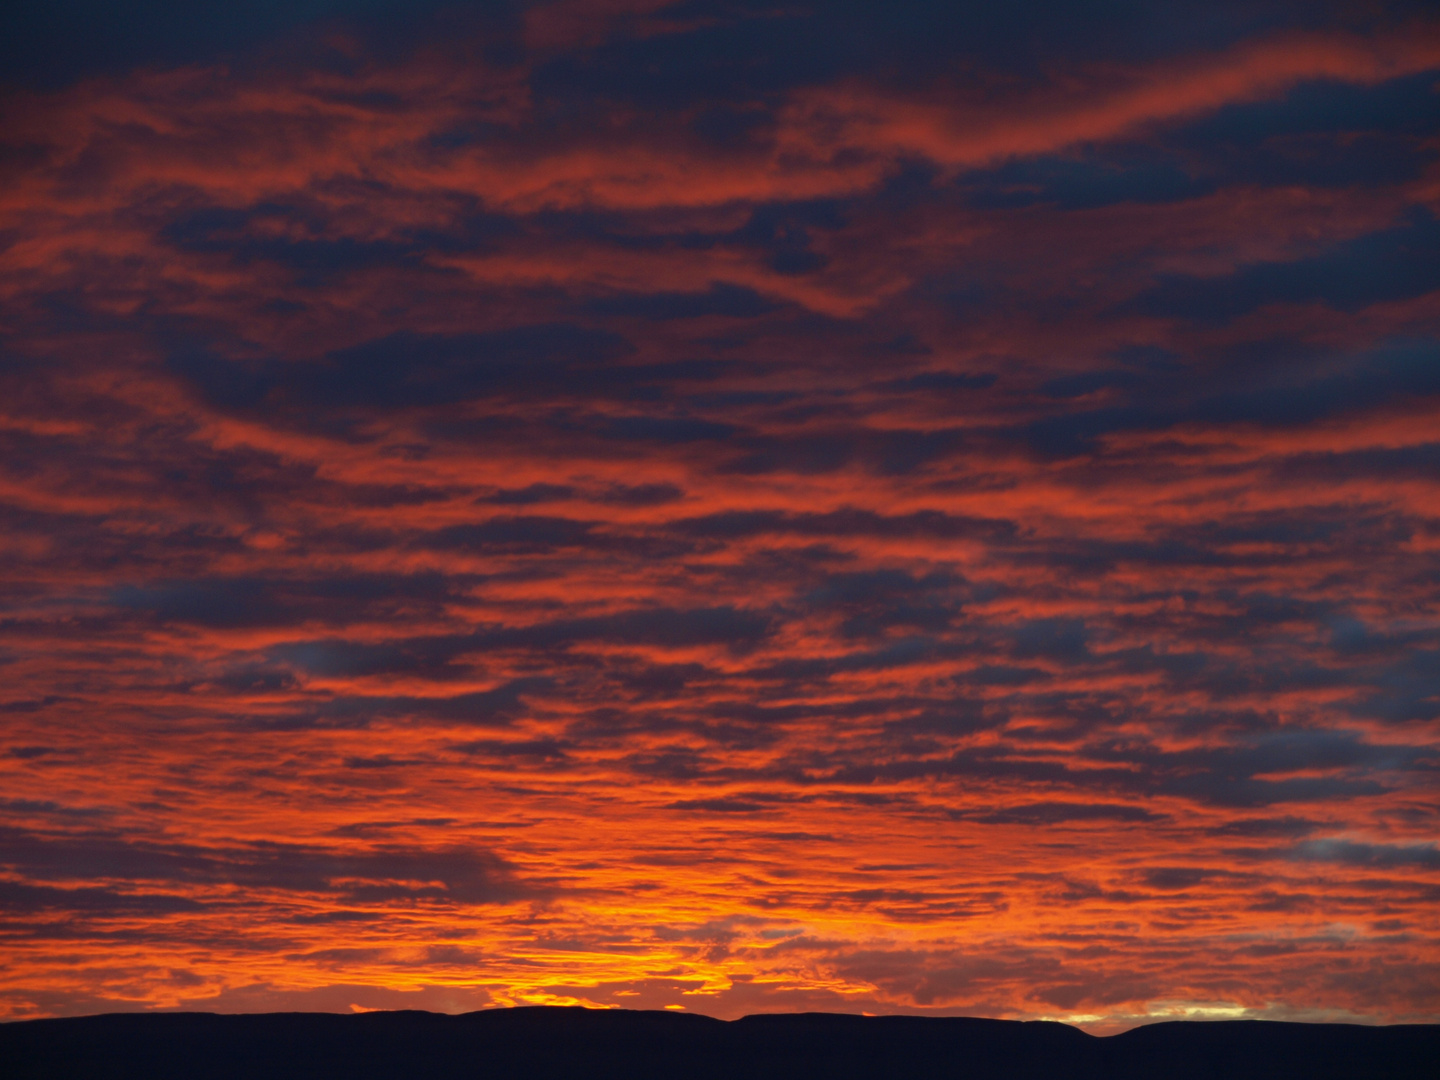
[{"left": 2, "top": 0, "right": 1438, "bottom": 1030}]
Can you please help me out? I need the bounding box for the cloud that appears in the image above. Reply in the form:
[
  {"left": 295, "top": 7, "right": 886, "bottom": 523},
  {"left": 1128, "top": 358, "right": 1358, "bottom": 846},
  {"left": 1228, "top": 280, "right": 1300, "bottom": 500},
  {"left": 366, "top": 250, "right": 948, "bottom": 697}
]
[
  {"left": 420, "top": 516, "right": 600, "bottom": 552},
  {"left": 172, "top": 325, "right": 636, "bottom": 416},
  {"left": 967, "top": 803, "right": 1165, "bottom": 826},
  {"left": 111, "top": 573, "right": 458, "bottom": 628},
  {"left": 1285, "top": 838, "right": 1440, "bottom": 869},
  {"left": 1132, "top": 210, "right": 1440, "bottom": 321},
  {"left": 2, "top": 0, "right": 1439, "bottom": 1028},
  {"left": 0, "top": 880, "right": 206, "bottom": 915},
  {"left": 586, "top": 282, "right": 782, "bottom": 321},
  {"left": 0, "top": 826, "right": 542, "bottom": 905}
]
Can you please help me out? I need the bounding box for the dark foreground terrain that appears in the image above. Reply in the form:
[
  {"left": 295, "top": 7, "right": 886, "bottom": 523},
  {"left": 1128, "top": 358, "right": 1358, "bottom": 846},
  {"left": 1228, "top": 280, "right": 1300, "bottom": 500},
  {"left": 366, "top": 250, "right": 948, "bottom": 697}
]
[{"left": 3, "top": 1007, "right": 1437, "bottom": 1079}]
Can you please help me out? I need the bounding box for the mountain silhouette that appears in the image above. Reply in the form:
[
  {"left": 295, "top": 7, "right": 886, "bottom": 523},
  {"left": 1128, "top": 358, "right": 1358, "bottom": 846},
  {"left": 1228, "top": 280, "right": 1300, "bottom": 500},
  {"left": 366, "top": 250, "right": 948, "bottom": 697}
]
[{"left": 4, "top": 1007, "right": 1437, "bottom": 1078}]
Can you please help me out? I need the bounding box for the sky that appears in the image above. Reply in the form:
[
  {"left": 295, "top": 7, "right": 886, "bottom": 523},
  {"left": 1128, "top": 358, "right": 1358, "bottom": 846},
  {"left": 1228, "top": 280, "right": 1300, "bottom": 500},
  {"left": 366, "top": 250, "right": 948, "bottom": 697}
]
[{"left": 1, "top": 0, "right": 1438, "bottom": 1030}]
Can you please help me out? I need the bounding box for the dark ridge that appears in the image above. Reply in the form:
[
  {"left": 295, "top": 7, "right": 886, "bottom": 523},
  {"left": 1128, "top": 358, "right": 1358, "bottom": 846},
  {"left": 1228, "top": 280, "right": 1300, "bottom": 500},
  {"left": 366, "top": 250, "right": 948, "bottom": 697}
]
[{"left": 1, "top": 1007, "right": 1435, "bottom": 1079}]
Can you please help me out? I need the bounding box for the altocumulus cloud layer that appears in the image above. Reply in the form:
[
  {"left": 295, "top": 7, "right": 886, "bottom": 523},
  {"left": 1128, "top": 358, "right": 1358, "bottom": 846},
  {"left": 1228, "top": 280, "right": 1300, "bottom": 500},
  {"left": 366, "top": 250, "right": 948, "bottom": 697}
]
[{"left": 1, "top": 0, "right": 1438, "bottom": 1028}]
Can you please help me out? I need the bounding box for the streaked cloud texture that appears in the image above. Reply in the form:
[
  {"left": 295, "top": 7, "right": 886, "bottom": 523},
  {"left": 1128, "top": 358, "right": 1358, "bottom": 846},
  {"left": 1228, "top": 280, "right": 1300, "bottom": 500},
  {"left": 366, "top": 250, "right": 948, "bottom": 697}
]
[{"left": 2, "top": 0, "right": 1438, "bottom": 1028}]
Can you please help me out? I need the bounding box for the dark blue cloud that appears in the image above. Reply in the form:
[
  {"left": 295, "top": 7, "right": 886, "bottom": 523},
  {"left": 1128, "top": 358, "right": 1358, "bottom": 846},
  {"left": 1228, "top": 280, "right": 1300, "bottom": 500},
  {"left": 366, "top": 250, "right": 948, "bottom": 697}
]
[
  {"left": 474, "top": 481, "right": 688, "bottom": 509},
  {"left": 1208, "top": 816, "right": 1321, "bottom": 838},
  {"left": 600, "top": 415, "right": 738, "bottom": 443},
  {"left": 1132, "top": 210, "right": 1440, "bottom": 322},
  {"left": 162, "top": 202, "right": 517, "bottom": 284},
  {"left": 301, "top": 325, "right": 634, "bottom": 407},
  {"left": 666, "top": 796, "right": 781, "bottom": 813},
  {"left": 0, "top": 826, "right": 538, "bottom": 903},
  {"left": 586, "top": 283, "right": 780, "bottom": 321},
  {"left": 729, "top": 202, "right": 843, "bottom": 275},
  {"left": 0, "top": 880, "right": 207, "bottom": 914},
  {"left": 675, "top": 508, "right": 1013, "bottom": 542},
  {"left": 876, "top": 371, "right": 996, "bottom": 394},
  {"left": 1010, "top": 619, "right": 1090, "bottom": 662},
  {"left": 1021, "top": 338, "right": 1440, "bottom": 456},
  {"left": 1175, "top": 67, "right": 1440, "bottom": 146},
  {"left": 599, "top": 482, "right": 685, "bottom": 505},
  {"left": 268, "top": 634, "right": 475, "bottom": 680},
  {"left": 528, "top": 0, "right": 1348, "bottom": 112},
  {"left": 111, "top": 573, "right": 457, "bottom": 629},
  {"left": 169, "top": 324, "right": 649, "bottom": 417},
  {"left": 802, "top": 569, "right": 965, "bottom": 640},
  {"left": 1349, "top": 648, "right": 1440, "bottom": 722},
  {"left": 421, "top": 516, "right": 598, "bottom": 552},
  {"left": 960, "top": 151, "right": 1211, "bottom": 211},
  {"left": 1272, "top": 442, "right": 1440, "bottom": 483},
  {"left": 308, "top": 677, "right": 556, "bottom": 727},
  {"left": 1, "top": 0, "right": 502, "bottom": 89},
  {"left": 982, "top": 72, "right": 1440, "bottom": 208},
  {"left": 780, "top": 725, "right": 1434, "bottom": 808},
  {"left": 1285, "top": 837, "right": 1440, "bottom": 869},
  {"left": 482, "top": 483, "right": 577, "bottom": 505},
  {"left": 968, "top": 802, "right": 1163, "bottom": 825},
  {"left": 268, "top": 604, "right": 774, "bottom": 681}
]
